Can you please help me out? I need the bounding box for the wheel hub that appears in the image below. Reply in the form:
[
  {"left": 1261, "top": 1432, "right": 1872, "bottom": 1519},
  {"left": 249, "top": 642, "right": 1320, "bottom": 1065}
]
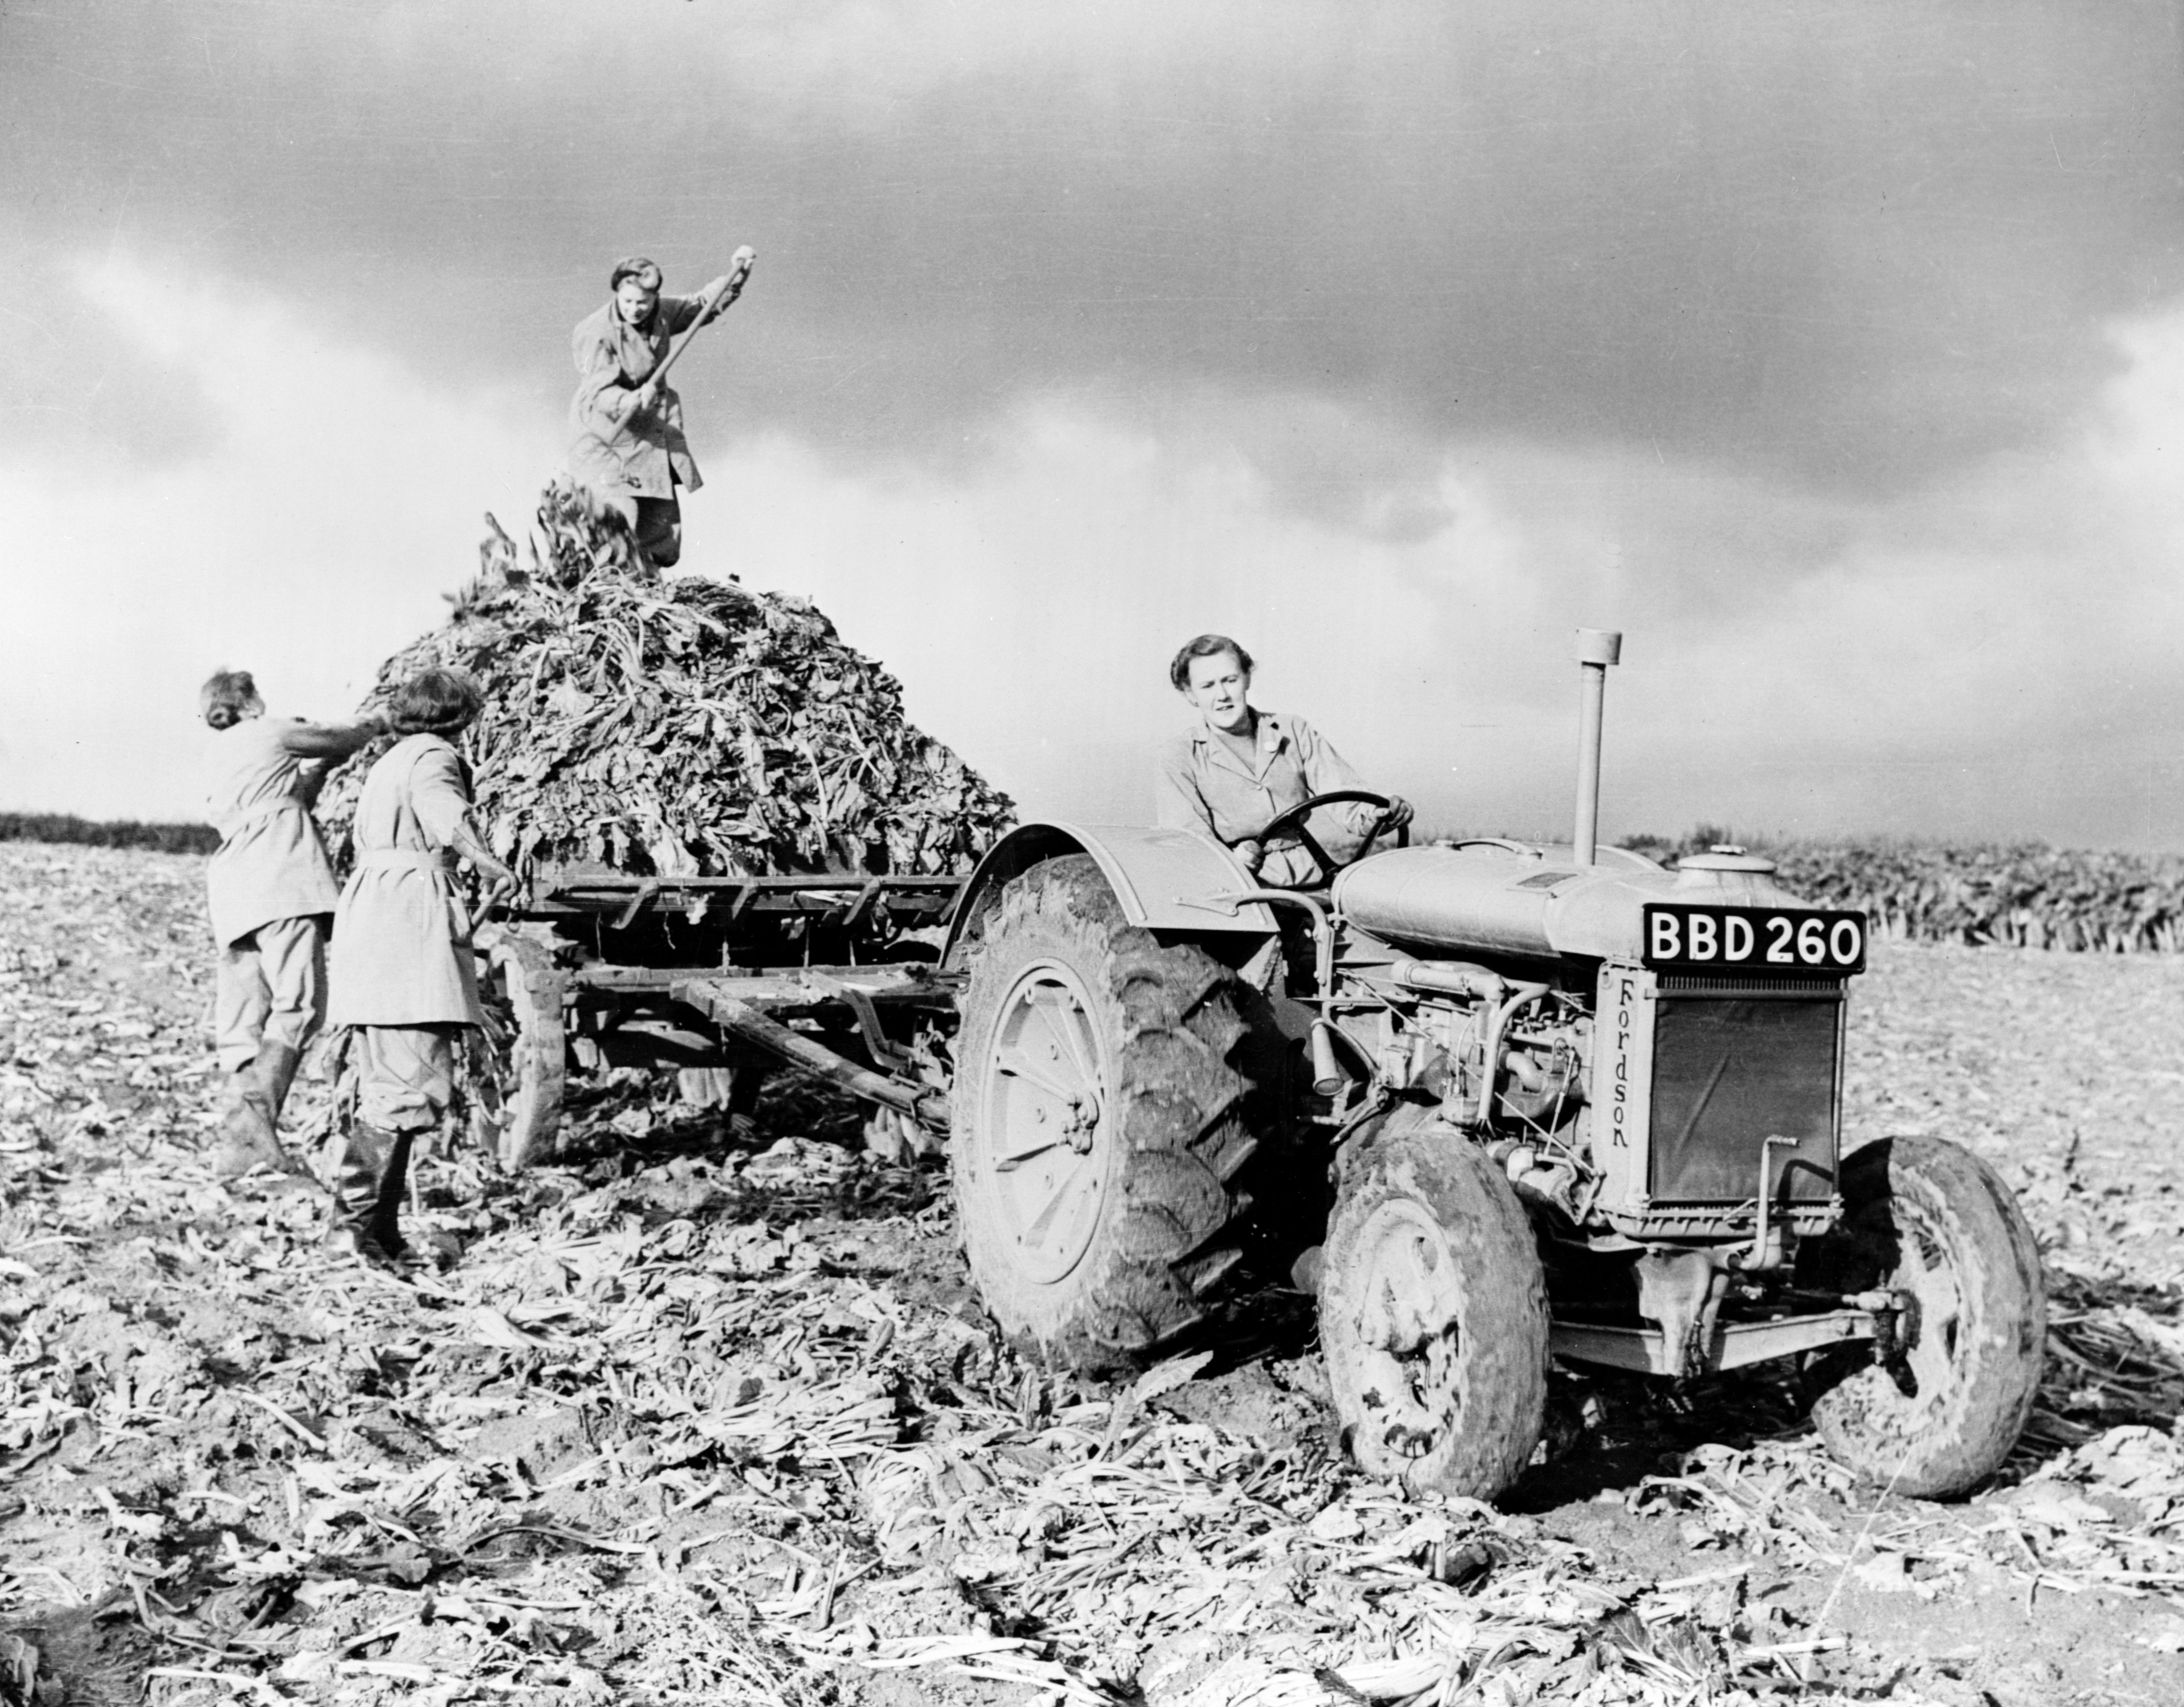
[
  {"left": 1884, "top": 1213, "right": 1961, "bottom": 1402},
  {"left": 980, "top": 961, "right": 1113, "bottom": 1284},
  {"left": 1347, "top": 1199, "right": 1465, "bottom": 1458}
]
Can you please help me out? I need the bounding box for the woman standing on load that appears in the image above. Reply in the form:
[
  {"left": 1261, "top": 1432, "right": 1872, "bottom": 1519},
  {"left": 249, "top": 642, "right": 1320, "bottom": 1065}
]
[
  {"left": 325, "top": 667, "right": 516, "bottom": 1265},
  {"left": 199, "top": 670, "right": 388, "bottom": 1180},
  {"left": 566, "top": 254, "right": 749, "bottom": 568}
]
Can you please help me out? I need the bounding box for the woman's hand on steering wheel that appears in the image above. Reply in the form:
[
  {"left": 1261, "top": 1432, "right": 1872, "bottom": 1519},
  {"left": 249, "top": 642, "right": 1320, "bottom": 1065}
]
[{"left": 1253, "top": 789, "right": 1410, "bottom": 881}]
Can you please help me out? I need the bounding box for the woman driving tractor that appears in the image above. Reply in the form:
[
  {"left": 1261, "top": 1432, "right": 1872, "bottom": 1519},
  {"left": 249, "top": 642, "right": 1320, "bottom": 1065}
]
[{"left": 1153, "top": 633, "right": 1413, "bottom": 887}]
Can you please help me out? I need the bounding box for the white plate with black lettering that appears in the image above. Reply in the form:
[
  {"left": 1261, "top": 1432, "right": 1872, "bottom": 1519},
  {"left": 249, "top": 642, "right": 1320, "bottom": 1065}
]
[{"left": 1641, "top": 904, "right": 1866, "bottom": 975}]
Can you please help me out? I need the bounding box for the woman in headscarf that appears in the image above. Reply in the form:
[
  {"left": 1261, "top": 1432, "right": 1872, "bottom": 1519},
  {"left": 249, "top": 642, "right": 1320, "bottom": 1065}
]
[
  {"left": 565, "top": 254, "right": 745, "bottom": 567},
  {"left": 324, "top": 667, "right": 517, "bottom": 1264}
]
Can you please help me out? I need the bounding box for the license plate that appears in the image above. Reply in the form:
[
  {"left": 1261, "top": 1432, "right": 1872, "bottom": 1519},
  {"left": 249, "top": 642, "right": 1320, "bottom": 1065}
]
[{"left": 1642, "top": 904, "right": 1866, "bottom": 975}]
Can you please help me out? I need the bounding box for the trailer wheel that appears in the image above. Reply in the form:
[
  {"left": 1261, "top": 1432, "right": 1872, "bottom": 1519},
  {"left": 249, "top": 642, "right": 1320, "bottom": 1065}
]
[
  {"left": 1800, "top": 1136, "right": 2045, "bottom": 1498},
  {"left": 1319, "top": 1113, "right": 1549, "bottom": 1500},
  {"left": 952, "top": 855, "right": 1256, "bottom": 1371},
  {"left": 469, "top": 924, "right": 568, "bottom": 1172}
]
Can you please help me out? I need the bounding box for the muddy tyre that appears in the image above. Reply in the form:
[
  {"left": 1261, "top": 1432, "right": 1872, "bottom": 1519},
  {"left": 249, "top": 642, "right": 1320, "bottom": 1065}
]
[
  {"left": 468, "top": 924, "right": 568, "bottom": 1172},
  {"left": 1800, "top": 1136, "right": 2045, "bottom": 1499},
  {"left": 1319, "top": 1113, "right": 1549, "bottom": 1500},
  {"left": 951, "top": 855, "right": 1256, "bottom": 1370}
]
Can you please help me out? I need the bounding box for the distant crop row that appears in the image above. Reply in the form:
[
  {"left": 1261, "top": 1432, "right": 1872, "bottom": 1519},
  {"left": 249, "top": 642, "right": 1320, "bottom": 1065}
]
[
  {"left": 1625, "top": 829, "right": 2184, "bottom": 953},
  {"left": 0, "top": 813, "right": 219, "bottom": 856}
]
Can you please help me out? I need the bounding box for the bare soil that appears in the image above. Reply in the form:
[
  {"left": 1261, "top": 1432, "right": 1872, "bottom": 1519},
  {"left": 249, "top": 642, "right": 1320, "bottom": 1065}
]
[{"left": 6, "top": 845, "right": 2184, "bottom": 1706}]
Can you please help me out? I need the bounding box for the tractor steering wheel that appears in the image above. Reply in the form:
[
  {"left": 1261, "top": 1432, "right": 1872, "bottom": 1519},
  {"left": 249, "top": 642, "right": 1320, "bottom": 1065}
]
[{"left": 1251, "top": 790, "right": 1409, "bottom": 883}]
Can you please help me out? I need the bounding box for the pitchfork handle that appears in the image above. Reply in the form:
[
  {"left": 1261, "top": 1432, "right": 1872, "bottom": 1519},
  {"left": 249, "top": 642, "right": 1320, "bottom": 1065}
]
[{"left": 640, "top": 246, "right": 756, "bottom": 399}]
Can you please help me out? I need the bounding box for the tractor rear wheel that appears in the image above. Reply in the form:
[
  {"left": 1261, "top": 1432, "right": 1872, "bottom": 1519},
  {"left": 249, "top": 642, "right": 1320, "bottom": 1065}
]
[
  {"left": 951, "top": 855, "right": 1257, "bottom": 1371},
  {"left": 468, "top": 924, "right": 568, "bottom": 1172},
  {"left": 1319, "top": 1112, "right": 1549, "bottom": 1500},
  {"left": 1800, "top": 1136, "right": 2044, "bottom": 1498}
]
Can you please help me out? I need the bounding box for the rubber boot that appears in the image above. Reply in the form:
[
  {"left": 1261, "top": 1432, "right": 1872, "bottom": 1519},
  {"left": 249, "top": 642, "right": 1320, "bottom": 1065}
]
[
  {"left": 367, "top": 1127, "right": 416, "bottom": 1261},
  {"left": 259, "top": 1041, "right": 303, "bottom": 1122},
  {"left": 323, "top": 1120, "right": 398, "bottom": 1264},
  {"left": 256, "top": 1042, "right": 315, "bottom": 1183},
  {"left": 212, "top": 1041, "right": 308, "bottom": 1181},
  {"left": 211, "top": 1060, "right": 281, "bottom": 1181}
]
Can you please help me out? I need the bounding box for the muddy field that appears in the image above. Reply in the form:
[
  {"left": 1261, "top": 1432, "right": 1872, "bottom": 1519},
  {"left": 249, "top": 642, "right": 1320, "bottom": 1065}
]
[{"left": 8, "top": 844, "right": 2184, "bottom": 1706}]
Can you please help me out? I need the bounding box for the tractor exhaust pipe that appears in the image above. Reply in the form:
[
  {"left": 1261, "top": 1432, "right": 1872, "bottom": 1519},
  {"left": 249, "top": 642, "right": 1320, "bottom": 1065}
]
[{"left": 1572, "top": 628, "right": 1622, "bottom": 867}]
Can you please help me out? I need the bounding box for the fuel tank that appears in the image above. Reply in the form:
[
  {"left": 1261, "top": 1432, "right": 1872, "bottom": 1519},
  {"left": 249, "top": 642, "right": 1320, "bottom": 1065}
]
[{"left": 1331, "top": 841, "right": 1814, "bottom": 964}]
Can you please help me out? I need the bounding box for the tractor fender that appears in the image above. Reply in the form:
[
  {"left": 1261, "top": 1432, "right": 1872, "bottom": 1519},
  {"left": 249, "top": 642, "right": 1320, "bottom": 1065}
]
[{"left": 944, "top": 823, "right": 1276, "bottom": 966}]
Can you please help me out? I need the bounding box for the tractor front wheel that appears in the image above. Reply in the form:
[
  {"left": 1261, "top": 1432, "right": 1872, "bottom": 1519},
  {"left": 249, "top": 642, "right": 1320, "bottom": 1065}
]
[
  {"left": 1319, "top": 1113, "right": 1549, "bottom": 1500},
  {"left": 1799, "top": 1136, "right": 2045, "bottom": 1498},
  {"left": 951, "top": 856, "right": 1257, "bottom": 1371}
]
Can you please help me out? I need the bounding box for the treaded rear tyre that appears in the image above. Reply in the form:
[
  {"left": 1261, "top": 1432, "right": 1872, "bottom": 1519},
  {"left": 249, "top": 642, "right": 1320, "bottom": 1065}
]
[
  {"left": 1800, "top": 1136, "right": 2045, "bottom": 1499},
  {"left": 1319, "top": 1111, "right": 1549, "bottom": 1500},
  {"left": 951, "top": 855, "right": 1256, "bottom": 1371}
]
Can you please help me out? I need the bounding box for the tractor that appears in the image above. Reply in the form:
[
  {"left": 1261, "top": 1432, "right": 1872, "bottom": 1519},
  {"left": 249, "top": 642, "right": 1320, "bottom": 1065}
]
[{"left": 938, "top": 629, "right": 2045, "bottom": 1498}]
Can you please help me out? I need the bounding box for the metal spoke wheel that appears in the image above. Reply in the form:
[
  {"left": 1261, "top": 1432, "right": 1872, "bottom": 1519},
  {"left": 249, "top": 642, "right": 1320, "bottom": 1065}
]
[
  {"left": 952, "top": 855, "right": 1258, "bottom": 1371},
  {"left": 467, "top": 923, "right": 568, "bottom": 1172},
  {"left": 1319, "top": 1110, "right": 1549, "bottom": 1500},
  {"left": 1799, "top": 1136, "right": 2044, "bottom": 1498},
  {"left": 981, "top": 962, "right": 1113, "bottom": 1282}
]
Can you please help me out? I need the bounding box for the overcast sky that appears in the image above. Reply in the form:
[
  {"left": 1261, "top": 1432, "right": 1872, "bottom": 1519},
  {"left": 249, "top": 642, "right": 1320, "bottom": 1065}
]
[{"left": 4, "top": 1, "right": 2183, "bottom": 846}]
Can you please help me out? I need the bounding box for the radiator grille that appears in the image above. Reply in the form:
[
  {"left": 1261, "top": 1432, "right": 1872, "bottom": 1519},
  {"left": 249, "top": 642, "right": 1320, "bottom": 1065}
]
[
  {"left": 1660, "top": 974, "right": 1847, "bottom": 997},
  {"left": 1648, "top": 995, "right": 1841, "bottom": 1202}
]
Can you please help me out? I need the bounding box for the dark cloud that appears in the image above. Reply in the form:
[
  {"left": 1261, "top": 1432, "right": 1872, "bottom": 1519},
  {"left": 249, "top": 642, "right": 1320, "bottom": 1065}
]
[
  {"left": 0, "top": 241, "right": 223, "bottom": 466},
  {"left": 4, "top": 1, "right": 2180, "bottom": 500}
]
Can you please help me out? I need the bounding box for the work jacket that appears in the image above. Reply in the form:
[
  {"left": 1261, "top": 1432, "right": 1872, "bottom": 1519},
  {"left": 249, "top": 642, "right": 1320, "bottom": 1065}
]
[
  {"left": 203, "top": 718, "right": 342, "bottom": 947},
  {"left": 1153, "top": 710, "right": 1379, "bottom": 888},
  {"left": 327, "top": 735, "right": 487, "bottom": 1028},
  {"left": 565, "top": 294, "right": 714, "bottom": 502}
]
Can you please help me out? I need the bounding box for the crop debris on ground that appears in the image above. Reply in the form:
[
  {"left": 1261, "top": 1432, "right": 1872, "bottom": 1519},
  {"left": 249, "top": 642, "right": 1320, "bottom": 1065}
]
[{"left": 10, "top": 848, "right": 2184, "bottom": 1706}]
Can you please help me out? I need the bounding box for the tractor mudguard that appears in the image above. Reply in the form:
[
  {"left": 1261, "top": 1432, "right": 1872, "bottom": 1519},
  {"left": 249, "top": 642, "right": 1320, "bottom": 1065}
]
[{"left": 944, "top": 823, "right": 1276, "bottom": 966}]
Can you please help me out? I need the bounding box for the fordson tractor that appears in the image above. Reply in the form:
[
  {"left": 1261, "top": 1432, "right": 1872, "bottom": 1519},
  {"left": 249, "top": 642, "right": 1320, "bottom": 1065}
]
[
  {"left": 936, "top": 630, "right": 2045, "bottom": 1499},
  {"left": 483, "top": 629, "right": 2046, "bottom": 1502}
]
